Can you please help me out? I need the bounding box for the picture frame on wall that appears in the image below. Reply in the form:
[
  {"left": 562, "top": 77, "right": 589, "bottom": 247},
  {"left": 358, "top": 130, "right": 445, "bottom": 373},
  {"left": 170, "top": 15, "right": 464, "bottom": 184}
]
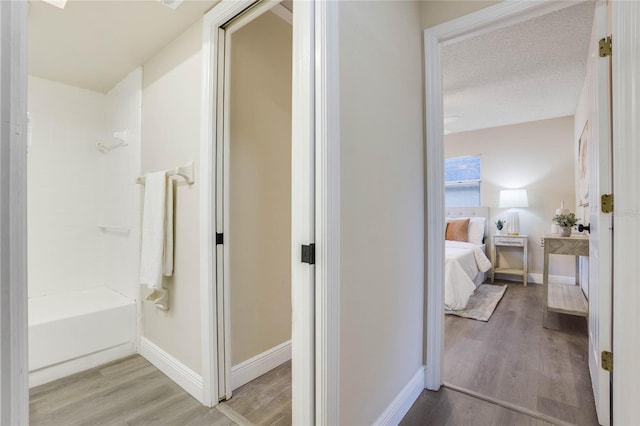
[{"left": 578, "top": 121, "right": 589, "bottom": 207}]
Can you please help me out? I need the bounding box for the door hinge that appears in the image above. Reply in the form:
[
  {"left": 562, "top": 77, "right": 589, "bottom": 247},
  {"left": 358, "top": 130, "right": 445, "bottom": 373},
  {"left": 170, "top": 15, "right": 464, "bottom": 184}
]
[
  {"left": 216, "top": 233, "right": 224, "bottom": 245},
  {"left": 599, "top": 36, "right": 612, "bottom": 57},
  {"left": 601, "top": 194, "right": 613, "bottom": 213},
  {"left": 601, "top": 351, "right": 613, "bottom": 372},
  {"left": 301, "top": 243, "right": 315, "bottom": 265}
]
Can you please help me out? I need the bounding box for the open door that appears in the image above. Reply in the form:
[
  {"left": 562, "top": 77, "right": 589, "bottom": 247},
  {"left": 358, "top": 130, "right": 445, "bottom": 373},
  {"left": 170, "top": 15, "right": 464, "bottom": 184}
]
[
  {"left": 586, "top": 1, "right": 613, "bottom": 425},
  {"left": 201, "top": 1, "right": 316, "bottom": 422}
]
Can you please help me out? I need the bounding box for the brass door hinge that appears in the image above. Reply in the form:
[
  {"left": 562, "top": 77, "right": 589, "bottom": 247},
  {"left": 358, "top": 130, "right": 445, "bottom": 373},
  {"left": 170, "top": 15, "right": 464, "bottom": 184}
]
[
  {"left": 601, "top": 351, "right": 613, "bottom": 372},
  {"left": 601, "top": 194, "right": 613, "bottom": 213},
  {"left": 599, "top": 36, "right": 612, "bottom": 57}
]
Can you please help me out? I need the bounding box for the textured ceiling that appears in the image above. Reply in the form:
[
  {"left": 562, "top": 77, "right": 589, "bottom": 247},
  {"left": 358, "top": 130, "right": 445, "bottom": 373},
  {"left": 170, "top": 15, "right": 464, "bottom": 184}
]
[
  {"left": 442, "top": 1, "right": 595, "bottom": 134},
  {"left": 28, "top": 0, "right": 218, "bottom": 93}
]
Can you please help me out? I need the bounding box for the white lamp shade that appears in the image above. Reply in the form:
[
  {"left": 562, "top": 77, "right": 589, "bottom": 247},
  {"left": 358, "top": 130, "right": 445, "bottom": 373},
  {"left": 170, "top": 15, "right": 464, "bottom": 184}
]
[{"left": 499, "top": 189, "right": 529, "bottom": 208}]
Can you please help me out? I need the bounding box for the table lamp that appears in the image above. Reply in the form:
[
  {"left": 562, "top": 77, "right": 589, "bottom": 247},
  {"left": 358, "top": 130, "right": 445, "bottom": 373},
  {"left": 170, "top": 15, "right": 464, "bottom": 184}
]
[{"left": 499, "top": 189, "right": 528, "bottom": 235}]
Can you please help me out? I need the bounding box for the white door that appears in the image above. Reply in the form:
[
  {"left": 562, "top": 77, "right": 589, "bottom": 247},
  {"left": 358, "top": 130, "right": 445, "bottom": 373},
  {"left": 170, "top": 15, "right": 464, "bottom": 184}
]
[
  {"left": 204, "top": 2, "right": 315, "bottom": 421},
  {"left": 587, "top": 1, "right": 613, "bottom": 425}
]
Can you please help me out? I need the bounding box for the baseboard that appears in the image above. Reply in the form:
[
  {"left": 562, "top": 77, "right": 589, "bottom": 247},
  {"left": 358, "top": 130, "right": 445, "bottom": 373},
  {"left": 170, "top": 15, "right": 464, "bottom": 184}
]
[
  {"left": 29, "top": 342, "right": 135, "bottom": 388},
  {"left": 527, "top": 273, "right": 575, "bottom": 285},
  {"left": 374, "top": 366, "right": 425, "bottom": 426},
  {"left": 231, "top": 340, "right": 291, "bottom": 390},
  {"left": 138, "top": 337, "right": 203, "bottom": 403},
  {"left": 493, "top": 273, "right": 575, "bottom": 285}
]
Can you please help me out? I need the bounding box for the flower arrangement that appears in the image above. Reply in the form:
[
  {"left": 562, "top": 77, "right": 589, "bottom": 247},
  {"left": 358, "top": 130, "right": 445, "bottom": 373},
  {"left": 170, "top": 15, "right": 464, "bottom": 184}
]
[
  {"left": 495, "top": 219, "right": 505, "bottom": 231},
  {"left": 552, "top": 212, "right": 579, "bottom": 228}
]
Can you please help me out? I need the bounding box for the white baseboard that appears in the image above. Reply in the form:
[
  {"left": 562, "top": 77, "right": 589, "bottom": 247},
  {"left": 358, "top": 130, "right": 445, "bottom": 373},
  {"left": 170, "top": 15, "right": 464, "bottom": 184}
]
[
  {"left": 527, "top": 273, "right": 576, "bottom": 285},
  {"left": 493, "top": 272, "right": 575, "bottom": 285},
  {"left": 29, "top": 342, "right": 135, "bottom": 388},
  {"left": 231, "top": 340, "right": 291, "bottom": 390},
  {"left": 138, "top": 337, "right": 203, "bottom": 403},
  {"left": 374, "top": 366, "right": 425, "bottom": 426}
]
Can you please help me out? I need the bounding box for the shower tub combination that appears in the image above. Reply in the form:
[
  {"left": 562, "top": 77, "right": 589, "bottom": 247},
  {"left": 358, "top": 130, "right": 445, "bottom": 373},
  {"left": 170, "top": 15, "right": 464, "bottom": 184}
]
[{"left": 28, "top": 287, "right": 136, "bottom": 387}]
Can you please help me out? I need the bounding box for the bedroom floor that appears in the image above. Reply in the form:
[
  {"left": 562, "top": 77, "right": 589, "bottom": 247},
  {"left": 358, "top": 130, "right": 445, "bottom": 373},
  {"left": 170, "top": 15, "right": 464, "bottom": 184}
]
[{"left": 437, "top": 281, "right": 598, "bottom": 425}]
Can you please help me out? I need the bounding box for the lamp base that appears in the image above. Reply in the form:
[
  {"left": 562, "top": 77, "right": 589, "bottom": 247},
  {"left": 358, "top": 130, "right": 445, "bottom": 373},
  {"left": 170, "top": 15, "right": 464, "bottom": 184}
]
[{"left": 507, "top": 211, "right": 520, "bottom": 235}]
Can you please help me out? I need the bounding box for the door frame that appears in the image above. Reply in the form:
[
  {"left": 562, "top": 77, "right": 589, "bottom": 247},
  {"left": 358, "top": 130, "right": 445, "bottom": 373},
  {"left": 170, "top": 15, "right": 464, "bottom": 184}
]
[
  {"left": 423, "top": 0, "right": 580, "bottom": 391},
  {"left": 424, "top": 1, "right": 640, "bottom": 421},
  {"left": 199, "top": 0, "right": 340, "bottom": 423},
  {"left": 0, "top": 1, "right": 29, "bottom": 424}
]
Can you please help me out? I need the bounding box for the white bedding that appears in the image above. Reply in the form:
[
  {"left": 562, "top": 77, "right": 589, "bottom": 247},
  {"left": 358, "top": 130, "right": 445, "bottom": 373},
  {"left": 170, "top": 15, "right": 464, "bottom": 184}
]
[{"left": 445, "top": 241, "right": 492, "bottom": 311}]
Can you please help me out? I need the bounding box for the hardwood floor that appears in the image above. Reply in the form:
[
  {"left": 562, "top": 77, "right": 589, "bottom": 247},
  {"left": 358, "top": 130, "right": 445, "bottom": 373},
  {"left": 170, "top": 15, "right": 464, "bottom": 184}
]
[
  {"left": 401, "top": 387, "right": 556, "bottom": 426},
  {"left": 30, "top": 356, "right": 291, "bottom": 426},
  {"left": 31, "top": 282, "right": 597, "bottom": 425},
  {"left": 437, "top": 281, "right": 599, "bottom": 425}
]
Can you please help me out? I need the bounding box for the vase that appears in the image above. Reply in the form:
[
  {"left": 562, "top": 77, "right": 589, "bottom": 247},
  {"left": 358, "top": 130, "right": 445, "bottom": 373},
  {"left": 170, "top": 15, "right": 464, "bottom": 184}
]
[{"left": 559, "top": 226, "right": 572, "bottom": 237}]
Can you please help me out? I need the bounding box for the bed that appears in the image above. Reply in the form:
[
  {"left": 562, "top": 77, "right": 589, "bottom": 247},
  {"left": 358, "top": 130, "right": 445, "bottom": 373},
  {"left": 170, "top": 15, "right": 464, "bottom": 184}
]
[{"left": 445, "top": 207, "right": 492, "bottom": 311}]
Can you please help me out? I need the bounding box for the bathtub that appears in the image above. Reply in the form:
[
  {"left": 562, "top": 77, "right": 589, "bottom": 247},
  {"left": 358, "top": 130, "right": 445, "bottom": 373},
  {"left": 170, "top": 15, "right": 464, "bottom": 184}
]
[{"left": 28, "top": 286, "right": 136, "bottom": 387}]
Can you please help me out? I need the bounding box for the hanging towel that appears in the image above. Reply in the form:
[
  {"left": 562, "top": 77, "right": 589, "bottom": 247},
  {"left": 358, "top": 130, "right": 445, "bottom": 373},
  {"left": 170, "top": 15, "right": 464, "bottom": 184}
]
[{"left": 139, "top": 171, "right": 174, "bottom": 310}]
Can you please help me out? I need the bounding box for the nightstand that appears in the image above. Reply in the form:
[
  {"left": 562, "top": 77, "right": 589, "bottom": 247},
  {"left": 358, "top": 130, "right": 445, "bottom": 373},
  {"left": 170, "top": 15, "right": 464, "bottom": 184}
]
[{"left": 491, "top": 235, "right": 528, "bottom": 286}]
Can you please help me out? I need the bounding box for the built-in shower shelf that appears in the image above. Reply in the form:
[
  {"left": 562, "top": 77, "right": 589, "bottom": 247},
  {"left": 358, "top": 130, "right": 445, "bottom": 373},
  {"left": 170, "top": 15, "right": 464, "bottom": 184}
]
[{"left": 98, "top": 225, "right": 131, "bottom": 235}]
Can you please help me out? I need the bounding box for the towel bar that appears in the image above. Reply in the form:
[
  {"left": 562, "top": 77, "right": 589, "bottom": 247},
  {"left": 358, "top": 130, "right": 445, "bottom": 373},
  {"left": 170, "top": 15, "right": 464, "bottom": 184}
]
[{"left": 136, "top": 161, "right": 194, "bottom": 185}]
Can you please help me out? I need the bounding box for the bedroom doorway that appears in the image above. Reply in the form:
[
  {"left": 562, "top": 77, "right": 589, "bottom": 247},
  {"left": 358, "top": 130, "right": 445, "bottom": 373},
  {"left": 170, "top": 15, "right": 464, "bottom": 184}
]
[{"left": 425, "top": 1, "right": 612, "bottom": 424}]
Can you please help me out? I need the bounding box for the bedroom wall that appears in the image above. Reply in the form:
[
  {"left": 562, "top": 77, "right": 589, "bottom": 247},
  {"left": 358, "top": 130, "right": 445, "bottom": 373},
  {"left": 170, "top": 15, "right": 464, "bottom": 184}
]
[
  {"left": 339, "top": 1, "right": 424, "bottom": 424},
  {"left": 445, "top": 116, "right": 577, "bottom": 279},
  {"left": 141, "top": 19, "right": 203, "bottom": 374},
  {"left": 421, "top": 0, "right": 502, "bottom": 29}
]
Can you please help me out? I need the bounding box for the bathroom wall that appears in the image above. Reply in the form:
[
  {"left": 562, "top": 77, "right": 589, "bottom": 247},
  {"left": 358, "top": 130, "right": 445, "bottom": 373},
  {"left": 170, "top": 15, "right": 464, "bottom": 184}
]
[
  {"left": 141, "top": 19, "right": 203, "bottom": 374},
  {"left": 27, "top": 76, "right": 106, "bottom": 297},
  {"left": 27, "top": 72, "right": 142, "bottom": 300},
  {"left": 101, "top": 68, "right": 143, "bottom": 300}
]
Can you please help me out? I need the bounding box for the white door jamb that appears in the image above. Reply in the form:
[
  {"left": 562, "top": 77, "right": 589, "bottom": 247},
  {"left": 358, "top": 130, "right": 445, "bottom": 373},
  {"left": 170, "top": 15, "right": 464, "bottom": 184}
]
[
  {"left": 0, "top": 1, "right": 29, "bottom": 424},
  {"left": 611, "top": 1, "right": 640, "bottom": 424}
]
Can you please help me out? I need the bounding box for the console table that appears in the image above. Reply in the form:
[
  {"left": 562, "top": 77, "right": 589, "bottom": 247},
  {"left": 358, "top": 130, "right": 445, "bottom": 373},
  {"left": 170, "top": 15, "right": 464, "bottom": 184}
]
[{"left": 543, "top": 235, "right": 589, "bottom": 328}]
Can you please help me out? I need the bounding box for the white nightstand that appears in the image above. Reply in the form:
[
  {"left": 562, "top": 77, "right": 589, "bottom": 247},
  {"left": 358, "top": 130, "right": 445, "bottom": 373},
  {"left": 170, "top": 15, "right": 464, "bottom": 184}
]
[{"left": 491, "top": 235, "right": 528, "bottom": 286}]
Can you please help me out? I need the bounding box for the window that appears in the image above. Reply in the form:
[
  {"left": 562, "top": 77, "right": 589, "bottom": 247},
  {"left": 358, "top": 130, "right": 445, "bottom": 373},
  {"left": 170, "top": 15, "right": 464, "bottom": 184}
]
[{"left": 444, "top": 155, "right": 481, "bottom": 207}]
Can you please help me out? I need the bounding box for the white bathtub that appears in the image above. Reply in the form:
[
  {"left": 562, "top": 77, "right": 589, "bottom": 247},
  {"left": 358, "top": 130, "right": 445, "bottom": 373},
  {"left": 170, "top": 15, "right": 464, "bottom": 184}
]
[{"left": 28, "top": 286, "right": 136, "bottom": 387}]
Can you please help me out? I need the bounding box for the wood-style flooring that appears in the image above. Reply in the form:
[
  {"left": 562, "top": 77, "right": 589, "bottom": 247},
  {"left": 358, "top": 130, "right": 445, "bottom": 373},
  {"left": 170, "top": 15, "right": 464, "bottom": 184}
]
[
  {"left": 402, "top": 281, "right": 599, "bottom": 426},
  {"left": 30, "top": 357, "right": 291, "bottom": 426},
  {"left": 30, "top": 282, "right": 597, "bottom": 425}
]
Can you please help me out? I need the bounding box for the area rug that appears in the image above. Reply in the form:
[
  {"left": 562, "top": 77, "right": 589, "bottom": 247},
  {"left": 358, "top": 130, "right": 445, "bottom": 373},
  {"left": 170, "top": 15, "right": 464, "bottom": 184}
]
[{"left": 445, "top": 284, "right": 507, "bottom": 322}]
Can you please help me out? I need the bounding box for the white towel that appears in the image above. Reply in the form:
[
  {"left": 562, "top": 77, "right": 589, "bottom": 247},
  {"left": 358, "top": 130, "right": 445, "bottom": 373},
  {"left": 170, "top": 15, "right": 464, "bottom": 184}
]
[{"left": 139, "top": 171, "right": 174, "bottom": 310}]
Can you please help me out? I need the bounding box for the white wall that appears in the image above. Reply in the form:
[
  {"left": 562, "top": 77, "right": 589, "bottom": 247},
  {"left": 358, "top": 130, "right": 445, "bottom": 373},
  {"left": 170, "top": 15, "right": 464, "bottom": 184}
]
[
  {"left": 28, "top": 73, "right": 142, "bottom": 300},
  {"left": 101, "top": 68, "right": 143, "bottom": 301},
  {"left": 229, "top": 11, "right": 292, "bottom": 366},
  {"left": 445, "top": 117, "right": 577, "bottom": 278},
  {"left": 141, "top": 20, "right": 202, "bottom": 374},
  {"left": 339, "top": 1, "right": 424, "bottom": 424},
  {"left": 28, "top": 76, "right": 105, "bottom": 297}
]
